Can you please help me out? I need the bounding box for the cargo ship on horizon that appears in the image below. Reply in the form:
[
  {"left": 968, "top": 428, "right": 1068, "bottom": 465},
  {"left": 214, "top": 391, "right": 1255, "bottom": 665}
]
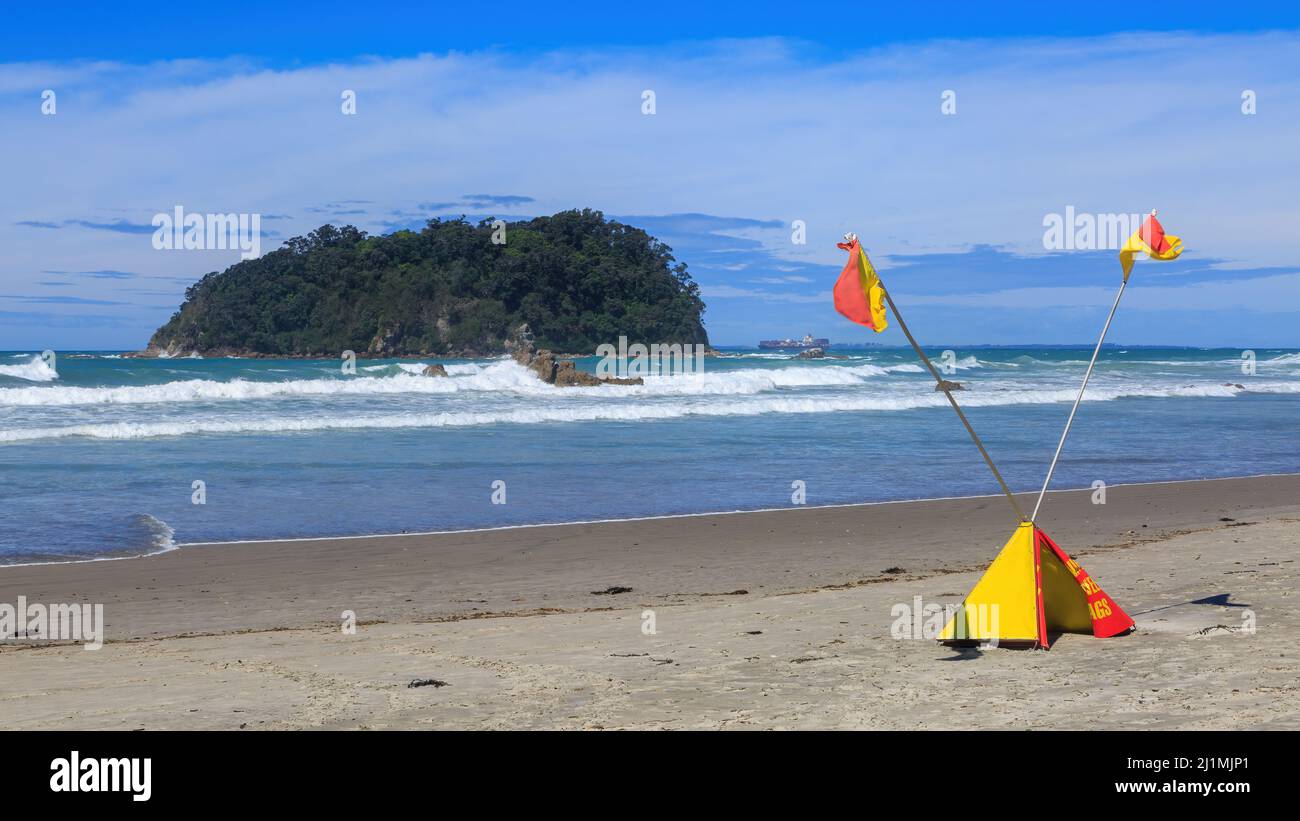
[{"left": 758, "top": 334, "right": 830, "bottom": 350}]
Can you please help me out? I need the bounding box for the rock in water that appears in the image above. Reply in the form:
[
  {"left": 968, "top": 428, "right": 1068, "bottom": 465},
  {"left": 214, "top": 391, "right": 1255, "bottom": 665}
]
[
  {"left": 935, "top": 379, "right": 965, "bottom": 392},
  {"left": 795, "top": 347, "right": 825, "bottom": 359},
  {"left": 517, "top": 347, "right": 643, "bottom": 387},
  {"left": 553, "top": 360, "right": 603, "bottom": 387},
  {"left": 528, "top": 349, "right": 557, "bottom": 382},
  {"left": 421, "top": 364, "right": 448, "bottom": 377}
]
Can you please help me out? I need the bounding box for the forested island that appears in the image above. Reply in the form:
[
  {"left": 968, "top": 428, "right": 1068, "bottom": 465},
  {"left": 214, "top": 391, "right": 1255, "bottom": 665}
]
[{"left": 142, "top": 209, "right": 709, "bottom": 358}]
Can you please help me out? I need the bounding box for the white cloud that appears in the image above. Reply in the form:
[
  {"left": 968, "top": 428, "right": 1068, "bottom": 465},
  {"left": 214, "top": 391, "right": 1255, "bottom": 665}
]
[{"left": 1, "top": 31, "right": 1298, "bottom": 345}]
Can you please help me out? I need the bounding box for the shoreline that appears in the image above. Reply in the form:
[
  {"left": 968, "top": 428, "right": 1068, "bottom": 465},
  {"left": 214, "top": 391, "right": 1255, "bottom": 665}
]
[
  {"left": 174, "top": 470, "right": 1300, "bottom": 547},
  {"left": 3, "top": 472, "right": 1294, "bottom": 570}
]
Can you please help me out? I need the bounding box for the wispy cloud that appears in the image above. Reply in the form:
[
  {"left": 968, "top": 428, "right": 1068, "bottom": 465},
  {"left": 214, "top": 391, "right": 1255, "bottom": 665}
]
[
  {"left": 0, "top": 294, "right": 127, "bottom": 305},
  {"left": 43, "top": 269, "right": 140, "bottom": 280},
  {"left": 63, "top": 219, "right": 156, "bottom": 235},
  {"left": 461, "top": 194, "right": 535, "bottom": 206}
]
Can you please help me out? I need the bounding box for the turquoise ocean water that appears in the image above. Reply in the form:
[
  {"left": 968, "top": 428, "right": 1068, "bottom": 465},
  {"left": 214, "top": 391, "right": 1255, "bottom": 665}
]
[{"left": 1, "top": 346, "right": 1297, "bottom": 564}]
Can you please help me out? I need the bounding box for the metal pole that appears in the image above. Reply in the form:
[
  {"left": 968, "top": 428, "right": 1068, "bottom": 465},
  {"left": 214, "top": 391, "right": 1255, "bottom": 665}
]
[
  {"left": 880, "top": 287, "right": 1028, "bottom": 524},
  {"left": 1029, "top": 279, "right": 1128, "bottom": 523}
]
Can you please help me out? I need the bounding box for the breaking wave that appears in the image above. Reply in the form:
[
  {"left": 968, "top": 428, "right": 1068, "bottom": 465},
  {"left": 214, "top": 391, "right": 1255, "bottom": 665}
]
[
  {"left": 928, "top": 355, "right": 984, "bottom": 370},
  {"left": 0, "top": 360, "right": 910, "bottom": 406},
  {"left": 4, "top": 380, "right": 1291, "bottom": 443},
  {"left": 0, "top": 354, "right": 59, "bottom": 382}
]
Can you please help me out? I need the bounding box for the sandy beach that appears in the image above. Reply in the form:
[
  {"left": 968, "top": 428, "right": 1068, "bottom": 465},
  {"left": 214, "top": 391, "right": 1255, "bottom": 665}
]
[{"left": 2, "top": 473, "right": 1298, "bottom": 730}]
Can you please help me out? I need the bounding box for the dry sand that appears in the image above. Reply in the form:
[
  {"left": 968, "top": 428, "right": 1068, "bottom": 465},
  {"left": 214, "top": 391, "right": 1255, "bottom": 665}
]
[{"left": 2, "top": 474, "right": 1297, "bottom": 729}]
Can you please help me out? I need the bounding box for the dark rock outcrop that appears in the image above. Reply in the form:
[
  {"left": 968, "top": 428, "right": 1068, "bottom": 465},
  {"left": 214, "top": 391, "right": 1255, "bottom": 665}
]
[
  {"left": 513, "top": 339, "right": 643, "bottom": 387},
  {"left": 421, "top": 364, "right": 448, "bottom": 377}
]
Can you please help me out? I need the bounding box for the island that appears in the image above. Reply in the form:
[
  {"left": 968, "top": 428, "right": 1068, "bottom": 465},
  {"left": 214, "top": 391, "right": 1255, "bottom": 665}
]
[{"left": 139, "top": 209, "right": 710, "bottom": 358}]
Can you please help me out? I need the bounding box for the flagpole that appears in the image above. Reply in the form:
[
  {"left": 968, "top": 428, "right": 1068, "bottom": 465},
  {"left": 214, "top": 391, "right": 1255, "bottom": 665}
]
[
  {"left": 879, "top": 287, "right": 1028, "bottom": 524},
  {"left": 1028, "top": 275, "right": 1128, "bottom": 524}
]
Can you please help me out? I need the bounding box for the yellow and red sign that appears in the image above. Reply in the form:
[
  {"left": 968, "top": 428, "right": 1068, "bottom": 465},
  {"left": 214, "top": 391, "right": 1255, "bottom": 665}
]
[{"left": 939, "top": 523, "right": 1135, "bottom": 648}]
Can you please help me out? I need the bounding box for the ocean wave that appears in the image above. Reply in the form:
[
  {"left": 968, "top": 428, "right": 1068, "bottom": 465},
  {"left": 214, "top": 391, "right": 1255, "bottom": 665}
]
[
  {"left": 4, "top": 380, "right": 1290, "bottom": 443},
  {"left": 927, "top": 355, "right": 984, "bottom": 370},
  {"left": 0, "top": 354, "right": 59, "bottom": 382},
  {"left": 132, "top": 513, "right": 177, "bottom": 555},
  {"left": 0, "top": 361, "right": 540, "bottom": 406},
  {"left": 0, "top": 513, "right": 179, "bottom": 567},
  {"left": 358, "top": 362, "right": 444, "bottom": 375},
  {"left": 0, "top": 360, "right": 907, "bottom": 406},
  {"left": 1009, "top": 356, "right": 1091, "bottom": 366},
  {"left": 618, "top": 363, "right": 899, "bottom": 394}
]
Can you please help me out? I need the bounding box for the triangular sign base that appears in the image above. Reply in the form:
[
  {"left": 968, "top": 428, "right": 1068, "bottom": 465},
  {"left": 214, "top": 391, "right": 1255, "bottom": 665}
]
[{"left": 938, "top": 522, "right": 1135, "bottom": 649}]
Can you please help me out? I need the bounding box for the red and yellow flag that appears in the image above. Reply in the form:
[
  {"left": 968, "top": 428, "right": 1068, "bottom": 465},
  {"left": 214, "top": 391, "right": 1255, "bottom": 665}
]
[
  {"left": 833, "top": 234, "right": 888, "bottom": 331},
  {"left": 1119, "top": 211, "right": 1182, "bottom": 279}
]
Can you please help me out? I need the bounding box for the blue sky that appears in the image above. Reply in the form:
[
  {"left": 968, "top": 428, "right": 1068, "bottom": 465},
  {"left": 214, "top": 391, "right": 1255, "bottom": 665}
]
[
  {"left": 2, "top": 3, "right": 1299, "bottom": 349},
  {"left": 6, "top": 2, "right": 1299, "bottom": 63}
]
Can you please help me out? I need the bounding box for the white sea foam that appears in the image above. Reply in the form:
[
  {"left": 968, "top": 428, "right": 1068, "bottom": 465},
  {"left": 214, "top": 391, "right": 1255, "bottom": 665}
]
[
  {"left": 0, "top": 360, "right": 906, "bottom": 406},
  {"left": 0, "top": 354, "right": 59, "bottom": 382},
  {"left": 612, "top": 363, "right": 897, "bottom": 395},
  {"left": 0, "top": 361, "right": 545, "bottom": 406},
  {"left": 3, "top": 379, "right": 1290, "bottom": 443},
  {"left": 3, "top": 355, "right": 1295, "bottom": 412},
  {"left": 1134, "top": 358, "right": 1242, "bottom": 367}
]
